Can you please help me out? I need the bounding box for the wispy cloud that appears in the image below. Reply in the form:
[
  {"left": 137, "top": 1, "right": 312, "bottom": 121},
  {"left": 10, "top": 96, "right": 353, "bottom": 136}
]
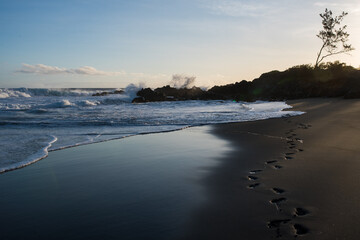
[
  {"left": 314, "top": 2, "right": 360, "bottom": 14},
  {"left": 203, "top": 0, "right": 271, "bottom": 17},
  {"left": 16, "top": 63, "right": 125, "bottom": 76}
]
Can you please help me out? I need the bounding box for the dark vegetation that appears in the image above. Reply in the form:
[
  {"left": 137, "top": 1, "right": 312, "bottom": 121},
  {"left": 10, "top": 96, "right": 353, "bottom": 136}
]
[{"left": 132, "top": 62, "right": 360, "bottom": 103}]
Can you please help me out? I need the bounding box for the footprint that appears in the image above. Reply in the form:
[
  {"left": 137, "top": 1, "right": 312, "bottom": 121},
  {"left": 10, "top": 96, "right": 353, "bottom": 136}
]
[
  {"left": 284, "top": 156, "right": 293, "bottom": 160},
  {"left": 270, "top": 198, "right": 287, "bottom": 210},
  {"left": 267, "top": 219, "right": 291, "bottom": 229},
  {"left": 294, "top": 207, "right": 310, "bottom": 217},
  {"left": 249, "top": 169, "right": 262, "bottom": 174},
  {"left": 247, "top": 175, "right": 258, "bottom": 181},
  {"left": 273, "top": 165, "right": 283, "bottom": 169},
  {"left": 298, "top": 149, "right": 304, "bottom": 152},
  {"left": 298, "top": 123, "right": 312, "bottom": 129},
  {"left": 270, "top": 197, "right": 287, "bottom": 204},
  {"left": 298, "top": 123, "right": 306, "bottom": 128},
  {"left": 266, "top": 160, "right": 277, "bottom": 164},
  {"left": 267, "top": 219, "right": 291, "bottom": 238},
  {"left": 291, "top": 148, "right": 302, "bottom": 152},
  {"left": 272, "top": 188, "right": 285, "bottom": 194},
  {"left": 285, "top": 152, "right": 295, "bottom": 156},
  {"left": 247, "top": 183, "right": 260, "bottom": 189},
  {"left": 293, "top": 223, "right": 309, "bottom": 235}
]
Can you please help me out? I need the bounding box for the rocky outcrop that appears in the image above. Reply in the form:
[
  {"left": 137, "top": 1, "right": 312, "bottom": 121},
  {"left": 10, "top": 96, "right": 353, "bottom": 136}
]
[
  {"left": 132, "top": 62, "right": 360, "bottom": 103},
  {"left": 132, "top": 88, "right": 167, "bottom": 102},
  {"left": 132, "top": 86, "right": 221, "bottom": 103}
]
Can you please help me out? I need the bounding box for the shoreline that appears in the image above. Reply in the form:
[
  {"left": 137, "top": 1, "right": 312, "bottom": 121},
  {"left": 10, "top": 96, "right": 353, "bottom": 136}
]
[{"left": 0, "top": 100, "right": 301, "bottom": 174}]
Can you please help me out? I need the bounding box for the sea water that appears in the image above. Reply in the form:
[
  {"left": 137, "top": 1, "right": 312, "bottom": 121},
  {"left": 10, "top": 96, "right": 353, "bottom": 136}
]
[{"left": 0, "top": 87, "right": 302, "bottom": 173}]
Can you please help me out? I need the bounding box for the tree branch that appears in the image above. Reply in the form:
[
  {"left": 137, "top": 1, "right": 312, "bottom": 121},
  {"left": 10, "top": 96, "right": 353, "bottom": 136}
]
[{"left": 318, "top": 49, "right": 352, "bottom": 65}]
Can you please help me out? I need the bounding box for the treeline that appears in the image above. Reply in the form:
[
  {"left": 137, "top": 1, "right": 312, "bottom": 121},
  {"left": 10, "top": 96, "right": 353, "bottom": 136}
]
[{"left": 132, "top": 62, "right": 360, "bottom": 103}]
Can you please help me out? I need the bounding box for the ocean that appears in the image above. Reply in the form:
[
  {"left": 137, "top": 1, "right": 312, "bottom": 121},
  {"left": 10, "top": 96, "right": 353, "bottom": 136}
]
[{"left": 0, "top": 87, "right": 303, "bottom": 173}]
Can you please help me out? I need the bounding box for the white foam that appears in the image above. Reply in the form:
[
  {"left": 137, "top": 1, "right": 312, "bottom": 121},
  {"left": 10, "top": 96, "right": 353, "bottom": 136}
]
[
  {"left": 0, "top": 103, "right": 32, "bottom": 110},
  {"left": 245, "top": 101, "right": 291, "bottom": 112},
  {"left": 0, "top": 89, "right": 32, "bottom": 98},
  {"left": 0, "top": 136, "right": 57, "bottom": 173},
  {"left": 123, "top": 83, "right": 146, "bottom": 101},
  {"left": 77, "top": 100, "right": 100, "bottom": 107},
  {"left": 45, "top": 99, "right": 74, "bottom": 108}
]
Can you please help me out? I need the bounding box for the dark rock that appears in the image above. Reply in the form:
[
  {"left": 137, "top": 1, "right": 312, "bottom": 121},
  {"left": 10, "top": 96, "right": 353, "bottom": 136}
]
[
  {"left": 136, "top": 88, "right": 166, "bottom": 102},
  {"left": 131, "top": 97, "right": 145, "bottom": 103},
  {"left": 113, "top": 90, "right": 124, "bottom": 94},
  {"left": 92, "top": 89, "right": 124, "bottom": 96},
  {"left": 92, "top": 91, "right": 109, "bottom": 96}
]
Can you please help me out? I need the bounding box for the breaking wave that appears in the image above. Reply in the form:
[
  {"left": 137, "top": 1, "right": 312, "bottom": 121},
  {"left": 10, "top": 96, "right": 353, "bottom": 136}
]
[
  {"left": 0, "top": 89, "right": 32, "bottom": 98},
  {"left": 0, "top": 88, "right": 125, "bottom": 98}
]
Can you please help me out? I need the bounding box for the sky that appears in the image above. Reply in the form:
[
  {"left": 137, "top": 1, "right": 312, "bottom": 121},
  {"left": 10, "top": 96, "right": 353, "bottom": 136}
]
[{"left": 1, "top": 0, "right": 359, "bottom": 88}]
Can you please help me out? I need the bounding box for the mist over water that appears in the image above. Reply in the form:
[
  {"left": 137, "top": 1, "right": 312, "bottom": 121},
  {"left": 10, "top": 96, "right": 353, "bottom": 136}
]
[{"left": 0, "top": 87, "right": 303, "bottom": 173}]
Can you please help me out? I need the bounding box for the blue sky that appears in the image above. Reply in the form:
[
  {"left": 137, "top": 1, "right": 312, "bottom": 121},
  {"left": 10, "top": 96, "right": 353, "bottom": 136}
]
[{"left": 1, "top": 0, "right": 359, "bottom": 88}]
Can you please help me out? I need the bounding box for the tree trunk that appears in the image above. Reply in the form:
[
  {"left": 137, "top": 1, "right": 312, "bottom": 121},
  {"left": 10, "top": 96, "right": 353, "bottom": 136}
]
[{"left": 315, "top": 43, "right": 326, "bottom": 68}]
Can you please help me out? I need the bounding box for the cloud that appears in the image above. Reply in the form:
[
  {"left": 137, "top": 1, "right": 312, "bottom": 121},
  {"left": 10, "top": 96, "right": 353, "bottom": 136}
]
[
  {"left": 314, "top": 2, "right": 360, "bottom": 14},
  {"left": 203, "top": 0, "right": 271, "bottom": 17},
  {"left": 315, "top": 2, "right": 349, "bottom": 7},
  {"left": 70, "top": 66, "right": 124, "bottom": 76},
  {"left": 16, "top": 63, "right": 125, "bottom": 76}
]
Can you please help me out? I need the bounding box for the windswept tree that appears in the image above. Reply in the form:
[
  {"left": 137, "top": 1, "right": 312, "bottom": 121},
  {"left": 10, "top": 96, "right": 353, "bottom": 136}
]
[{"left": 315, "top": 9, "right": 354, "bottom": 68}]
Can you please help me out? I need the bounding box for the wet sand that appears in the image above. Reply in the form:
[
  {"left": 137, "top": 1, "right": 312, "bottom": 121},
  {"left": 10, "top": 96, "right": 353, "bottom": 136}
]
[
  {"left": 0, "top": 126, "right": 230, "bottom": 240},
  {"left": 186, "top": 98, "right": 360, "bottom": 239}
]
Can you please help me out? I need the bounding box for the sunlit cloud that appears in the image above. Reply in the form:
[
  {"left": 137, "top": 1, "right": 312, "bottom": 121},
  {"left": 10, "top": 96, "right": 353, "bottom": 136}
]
[{"left": 16, "top": 63, "right": 125, "bottom": 76}]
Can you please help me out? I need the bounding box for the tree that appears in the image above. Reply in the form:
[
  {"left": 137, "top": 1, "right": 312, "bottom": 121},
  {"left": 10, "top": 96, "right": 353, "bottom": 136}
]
[{"left": 315, "top": 9, "right": 354, "bottom": 68}]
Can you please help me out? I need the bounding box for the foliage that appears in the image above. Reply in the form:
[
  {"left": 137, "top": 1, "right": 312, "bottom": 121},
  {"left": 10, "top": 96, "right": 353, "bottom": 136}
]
[{"left": 315, "top": 9, "right": 354, "bottom": 67}]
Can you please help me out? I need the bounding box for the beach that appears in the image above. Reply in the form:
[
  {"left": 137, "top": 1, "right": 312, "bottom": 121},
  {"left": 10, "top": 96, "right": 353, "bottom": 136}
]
[
  {"left": 0, "top": 98, "right": 359, "bottom": 239},
  {"left": 188, "top": 98, "right": 360, "bottom": 239}
]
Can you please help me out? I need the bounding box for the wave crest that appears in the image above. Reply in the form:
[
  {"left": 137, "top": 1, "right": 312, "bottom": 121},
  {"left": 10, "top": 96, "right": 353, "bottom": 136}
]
[{"left": 0, "top": 89, "right": 32, "bottom": 98}]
